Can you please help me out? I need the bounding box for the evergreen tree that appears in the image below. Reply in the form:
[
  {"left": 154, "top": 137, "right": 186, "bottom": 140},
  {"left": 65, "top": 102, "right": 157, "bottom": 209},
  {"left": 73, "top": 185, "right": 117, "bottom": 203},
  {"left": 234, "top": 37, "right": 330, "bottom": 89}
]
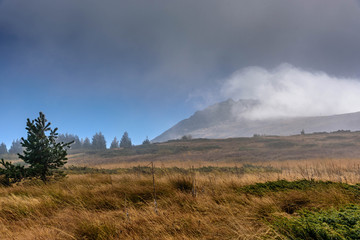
[
  {"left": 110, "top": 137, "right": 119, "bottom": 149},
  {"left": 9, "top": 139, "right": 23, "bottom": 154},
  {"left": 82, "top": 137, "right": 91, "bottom": 149},
  {"left": 92, "top": 132, "right": 107, "bottom": 150},
  {"left": 0, "top": 143, "right": 7, "bottom": 155},
  {"left": 72, "top": 135, "right": 82, "bottom": 149},
  {"left": 18, "top": 112, "right": 73, "bottom": 182},
  {"left": 142, "top": 136, "right": 151, "bottom": 145},
  {"left": 120, "top": 131, "right": 132, "bottom": 148},
  {"left": 181, "top": 134, "right": 192, "bottom": 141}
]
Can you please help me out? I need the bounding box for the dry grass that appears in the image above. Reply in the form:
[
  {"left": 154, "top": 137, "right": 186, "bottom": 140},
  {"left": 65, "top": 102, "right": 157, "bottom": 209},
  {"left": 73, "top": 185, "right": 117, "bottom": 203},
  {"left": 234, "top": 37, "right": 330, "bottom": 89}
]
[
  {"left": 2, "top": 132, "right": 360, "bottom": 239},
  {"left": 1, "top": 158, "right": 360, "bottom": 239},
  {"left": 0, "top": 174, "right": 273, "bottom": 239},
  {"left": 76, "top": 157, "right": 360, "bottom": 184}
]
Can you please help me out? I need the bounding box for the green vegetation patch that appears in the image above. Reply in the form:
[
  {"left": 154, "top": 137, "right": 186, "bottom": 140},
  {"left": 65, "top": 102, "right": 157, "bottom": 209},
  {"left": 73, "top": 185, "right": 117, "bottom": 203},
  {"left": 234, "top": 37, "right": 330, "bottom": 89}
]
[
  {"left": 239, "top": 179, "right": 360, "bottom": 196},
  {"left": 274, "top": 204, "right": 360, "bottom": 240}
]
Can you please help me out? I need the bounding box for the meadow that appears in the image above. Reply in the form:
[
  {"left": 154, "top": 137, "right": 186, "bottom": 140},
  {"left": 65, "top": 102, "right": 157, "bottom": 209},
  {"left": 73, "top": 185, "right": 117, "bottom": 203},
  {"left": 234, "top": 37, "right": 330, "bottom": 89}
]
[
  {"left": 1, "top": 132, "right": 360, "bottom": 239},
  {"left": 67, "top": 130, "right": 360, "bottom": 168}
]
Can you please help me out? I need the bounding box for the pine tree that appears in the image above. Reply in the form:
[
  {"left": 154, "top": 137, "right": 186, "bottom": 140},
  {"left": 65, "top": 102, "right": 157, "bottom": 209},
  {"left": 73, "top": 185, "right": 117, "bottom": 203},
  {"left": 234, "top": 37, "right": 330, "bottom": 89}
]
[
  {"left": 142, "top": 136, "right": 151, "bottom": 145},
  {"left": 72, "top": 135, "right": 82, "bottom": 149},
  {"left": 110, "top": 137, "right": 119, "bottom": 149},
  {"left": 181, "top": 134, "right": 192, "bottom": 141},
  {"left": 82, "top": 137, "right": 91, "bottom": 149},
  {"left": 0, "top": 143, "right": 7, "bottom": 155},
  {"left": 91, "top": 132, "right": 107, "bottom": 150},
  {"left": 18, "top": 112, "right": 73, "bottom": 182},
  {"left": 120, "top": 131, "right": 132, "bottom": 148}
]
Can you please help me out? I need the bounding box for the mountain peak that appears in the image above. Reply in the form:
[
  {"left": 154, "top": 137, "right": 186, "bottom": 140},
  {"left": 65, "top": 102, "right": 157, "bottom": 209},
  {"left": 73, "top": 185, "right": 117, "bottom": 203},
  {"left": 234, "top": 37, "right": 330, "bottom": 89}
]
[
  {"left": 152, "top": 99, "right": 360, "bottom": 142},
  {"left": 152, "top": 99, "right": 258, "bottom": 142}
]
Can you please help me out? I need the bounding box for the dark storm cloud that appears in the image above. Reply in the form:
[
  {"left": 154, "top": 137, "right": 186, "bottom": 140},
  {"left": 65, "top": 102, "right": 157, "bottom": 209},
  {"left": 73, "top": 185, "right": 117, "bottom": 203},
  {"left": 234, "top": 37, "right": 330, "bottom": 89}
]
[{"left": 1, "top": 0, "right": 360, "bottom": 96}]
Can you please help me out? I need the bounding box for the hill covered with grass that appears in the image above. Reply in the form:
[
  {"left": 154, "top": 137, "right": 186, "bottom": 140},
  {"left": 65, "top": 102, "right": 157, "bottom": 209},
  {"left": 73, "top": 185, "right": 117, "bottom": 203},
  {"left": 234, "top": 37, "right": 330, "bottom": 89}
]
[{"left": 66, "top": 130, "right": 360, "bottom": 167}]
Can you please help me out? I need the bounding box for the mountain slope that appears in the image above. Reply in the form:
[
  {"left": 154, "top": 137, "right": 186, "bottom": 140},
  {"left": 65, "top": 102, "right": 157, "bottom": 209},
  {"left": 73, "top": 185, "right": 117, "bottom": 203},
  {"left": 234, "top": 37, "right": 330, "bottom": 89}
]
[{"left": 153, "top": 99, "right": 360, "bottom": 142}]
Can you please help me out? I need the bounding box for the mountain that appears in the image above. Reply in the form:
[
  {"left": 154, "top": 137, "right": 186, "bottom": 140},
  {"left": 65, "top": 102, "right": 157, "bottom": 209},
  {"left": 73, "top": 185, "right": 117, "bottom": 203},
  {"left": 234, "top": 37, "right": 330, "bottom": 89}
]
[{"left": 152, "top": 99, "right": 360, "bottom": 142}]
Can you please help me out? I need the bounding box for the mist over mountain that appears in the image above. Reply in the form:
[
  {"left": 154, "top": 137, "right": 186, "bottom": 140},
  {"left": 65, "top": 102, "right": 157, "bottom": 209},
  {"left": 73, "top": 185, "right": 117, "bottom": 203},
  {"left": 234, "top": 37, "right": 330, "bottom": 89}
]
[
  {"left": 219, "top": 64, "right": 360, "bottom": 120},
  {"left": 153, "top": 99, "right": 360, "bottom": 142}
]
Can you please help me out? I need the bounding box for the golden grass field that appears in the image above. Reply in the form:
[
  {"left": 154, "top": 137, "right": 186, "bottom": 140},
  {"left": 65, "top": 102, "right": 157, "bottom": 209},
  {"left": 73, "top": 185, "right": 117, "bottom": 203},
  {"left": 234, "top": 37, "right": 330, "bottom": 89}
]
[{"left": 1, "top": 132, "right": 360, "bottom": 239}]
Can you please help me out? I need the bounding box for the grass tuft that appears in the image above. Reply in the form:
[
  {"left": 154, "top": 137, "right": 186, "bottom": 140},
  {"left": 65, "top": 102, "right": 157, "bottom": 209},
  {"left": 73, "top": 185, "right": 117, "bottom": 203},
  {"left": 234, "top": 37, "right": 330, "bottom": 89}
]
[{"left": 170, "top": 175, "right": 193, "bottom": 193}]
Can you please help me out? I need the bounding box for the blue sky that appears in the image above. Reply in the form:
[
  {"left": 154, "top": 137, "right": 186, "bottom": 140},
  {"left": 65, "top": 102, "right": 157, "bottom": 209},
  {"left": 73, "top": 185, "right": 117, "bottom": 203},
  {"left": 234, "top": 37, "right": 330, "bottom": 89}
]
[
  {"left": 0, "top": 70, "right": 196, "bottom": 147},
  {"left": 1, "top": 0, "right": 360, "bottom": 148}
]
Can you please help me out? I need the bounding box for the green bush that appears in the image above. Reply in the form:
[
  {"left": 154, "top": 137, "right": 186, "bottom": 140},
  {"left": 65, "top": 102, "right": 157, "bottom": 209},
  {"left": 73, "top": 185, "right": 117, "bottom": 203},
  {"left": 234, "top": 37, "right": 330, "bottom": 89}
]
[{"left": 274, "top": 205, "right": 360, "bottom": 240}]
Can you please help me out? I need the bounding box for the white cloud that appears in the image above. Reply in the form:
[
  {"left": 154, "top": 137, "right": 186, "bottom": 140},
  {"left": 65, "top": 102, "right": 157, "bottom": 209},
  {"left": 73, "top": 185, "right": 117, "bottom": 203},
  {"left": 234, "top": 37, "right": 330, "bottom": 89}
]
[{"left": 221, "top": 64, "right": 360, "bottom": 119}]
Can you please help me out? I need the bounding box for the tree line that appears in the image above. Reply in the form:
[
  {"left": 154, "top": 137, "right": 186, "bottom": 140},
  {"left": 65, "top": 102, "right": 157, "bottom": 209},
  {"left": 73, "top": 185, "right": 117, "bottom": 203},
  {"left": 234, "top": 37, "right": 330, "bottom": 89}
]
[
  {"left": 56, "top": 131, "right": 135, "bottom": 150},
  {"left": 0, "top": 131, "right": 151, "bottom": 154},
  {"left": 0, "top": 140, "right": 22, "bottom": 155}
]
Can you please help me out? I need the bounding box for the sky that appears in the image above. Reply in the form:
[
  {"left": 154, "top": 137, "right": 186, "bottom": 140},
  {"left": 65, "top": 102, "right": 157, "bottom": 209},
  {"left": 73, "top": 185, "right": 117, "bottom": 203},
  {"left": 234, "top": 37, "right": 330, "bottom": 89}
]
[{"left": 1, "top": 0, "right": 360, "bottom": 147}]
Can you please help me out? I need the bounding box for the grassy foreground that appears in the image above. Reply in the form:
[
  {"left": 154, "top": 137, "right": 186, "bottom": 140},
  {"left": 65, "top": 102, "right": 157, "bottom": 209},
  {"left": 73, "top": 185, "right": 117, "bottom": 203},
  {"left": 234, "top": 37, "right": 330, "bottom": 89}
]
[{"left": 1, "top": 162, "right": 360, "bottom": 239}]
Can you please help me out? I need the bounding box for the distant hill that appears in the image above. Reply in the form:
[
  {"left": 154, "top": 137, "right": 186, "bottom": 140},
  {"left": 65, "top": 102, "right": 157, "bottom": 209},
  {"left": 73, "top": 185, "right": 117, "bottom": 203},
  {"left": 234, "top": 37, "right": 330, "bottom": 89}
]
[
  {"left": 153, "top": 99, "right": 360, "bottom": 142},
  {"left": 68, "top": 131, "right": 360, "bottom": 167}
]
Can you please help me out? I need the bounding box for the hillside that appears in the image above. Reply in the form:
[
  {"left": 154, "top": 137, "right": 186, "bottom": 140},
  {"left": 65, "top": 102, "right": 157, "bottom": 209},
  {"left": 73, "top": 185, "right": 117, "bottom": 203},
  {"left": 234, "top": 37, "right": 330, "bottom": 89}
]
[
  {"left": 153, "top": 99, "right": 360, "bottom": 142},
  {"left": 67, "top": 131, "right": 360, "bottom": 167}
]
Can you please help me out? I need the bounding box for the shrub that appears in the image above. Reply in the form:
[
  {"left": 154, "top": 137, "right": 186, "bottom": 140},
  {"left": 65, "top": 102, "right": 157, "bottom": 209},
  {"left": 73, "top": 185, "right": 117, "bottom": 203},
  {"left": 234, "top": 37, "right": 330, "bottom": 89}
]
[{"left": 274, "top": 204, "right": 360, "bottom": 239}]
